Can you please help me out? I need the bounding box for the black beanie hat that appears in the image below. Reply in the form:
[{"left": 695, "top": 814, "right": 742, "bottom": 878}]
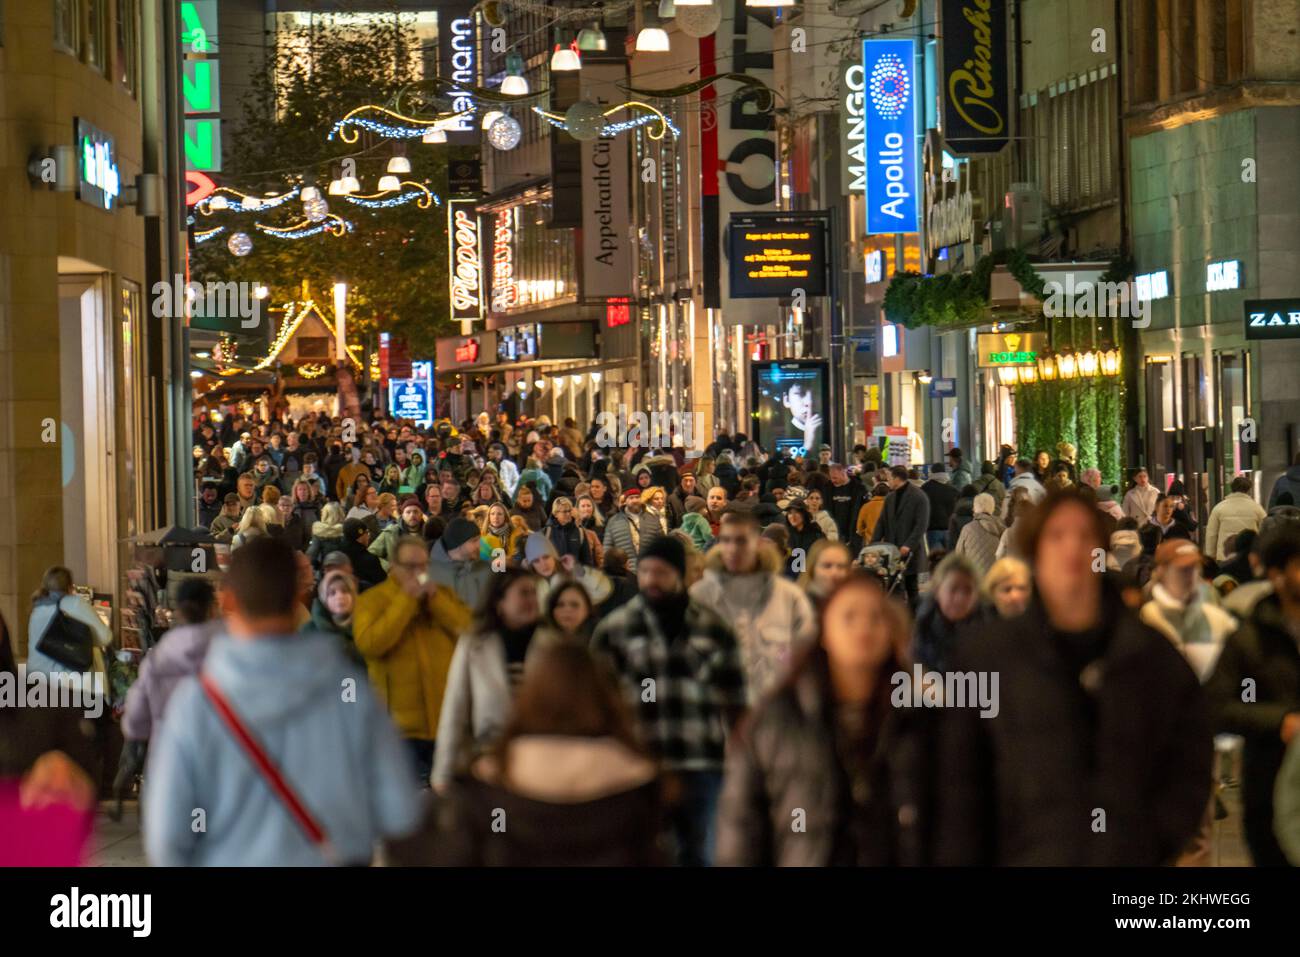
[
  {"left": 638, "top": 535, "right": 687, "bottom": 580},
  {"left": 441, "top": 516, "right": 480, "bottom": 553}
]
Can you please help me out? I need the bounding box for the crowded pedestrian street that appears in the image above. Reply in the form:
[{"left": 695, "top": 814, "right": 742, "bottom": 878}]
[{"left": 2, "top": 0, "right": 1299, "bottom": 941}]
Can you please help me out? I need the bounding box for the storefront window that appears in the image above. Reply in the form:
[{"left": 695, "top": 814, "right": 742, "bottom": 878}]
[
  {"left": 54, "top": 0, "right": 80, "bottom": 55},
  {"left": 120, "top": 282, "right": 147, "bottom": 537},
  {"left": 117, "top": 0, "right": 139, "bottom": 94}
]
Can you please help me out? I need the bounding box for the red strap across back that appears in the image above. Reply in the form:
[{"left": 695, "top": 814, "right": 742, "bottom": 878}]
[{"left": 199, "top": 672, "right": 328, "bottom": 847}]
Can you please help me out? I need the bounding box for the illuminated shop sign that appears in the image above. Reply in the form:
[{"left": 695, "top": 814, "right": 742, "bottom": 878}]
[
  {"left": 862, "top": 38, "right": 919, "bottom": 234},
  {"left": 1134, "top": 271, "right": 1169, "bottom": 302},
  {"left": 1244, "top": 299, "right": 1300, "bottom": 340},
  {"left": 941, "top": 0, "right": 1011, "bottom": 154},
  {"left": 728, "top": 215, "right": 829, "bottom": 299},
  {"left": 606, "top": 297, "right": 632, "bottom": 328},
  {"left": 491, "top": 210, "right": 518, "bottom": 313},
  {"left": 444, "top": 16, "right": 476, "bottom": 137},
  {"left": 840, "top": 59, "right": 866, "bottom": 195},
  {"left": 75, "top": 119, "right": 120, "bottom": 210},
  {"left": 181, "top": 0, "right": 221, "bottom": 172},
  {"left": 976, "top": 331, "right": 1047, "bottom": 367},
  {"left": 865, "top": 249, "right": 883, "bottom": 284},
  {"left": 447, "top": 199, "right": 483, "bottom": 324},
  {"left": 455, "top": 339, "right": 480, "bottom": 363},
  {"left": 1206, "top": 260, "right": 1241, "bottom": 292}
]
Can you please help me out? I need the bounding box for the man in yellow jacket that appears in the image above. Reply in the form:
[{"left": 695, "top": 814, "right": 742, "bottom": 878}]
[{"left": 354, "top": 535, "right": 470, "bottom": 786}]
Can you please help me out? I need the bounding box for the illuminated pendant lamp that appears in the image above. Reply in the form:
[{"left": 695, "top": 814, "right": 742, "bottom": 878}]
[
  {"left": 1057, "top": 350, "right": 1078, "bottom": 380},
  {"left": 997, "top": 365, "right": 1020, "bottom": 386},
  {"left": 500, "top": 51, "right": 529, "bottom": 95},
  {"left": 658, "top": 0, "right": 676, "bottom": 17},
  {"left": 377, "top": 174, "right": 402, "bottom": 192},
  {"left": 1100, "top": 347, "right": 1121, "bottom": 376},
  {"left": 1017, "top": 364, "right": 1038, "bottom": 384},
  {"left": 1078, "top": 349, "right": 1100, "bottom": 377},
  {"left": 422, "top": 126, "right": 447, "bottom": 143},
  {"left": 675, "top": 0, "right": 714, "bottom": 7},
  {"left": 636, "top": 5, "right": 671, "bottom": 52},
  {"left": 386, "top": 146, "right": 411, "bottom": 175},
  {"left": 481, "top": 109, "right": 505, "bottom": 130},
  {"left": 577, "top": 21, "right": 608, "bottom": 50},
  {"left": 550, "top": 29, "right": 581, "bottom": 71}
]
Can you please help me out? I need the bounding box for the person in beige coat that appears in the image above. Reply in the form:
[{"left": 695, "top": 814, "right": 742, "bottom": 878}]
[
  {"left": 953, "top": 493, "right": 1005, "bottom": 579},
  {"left": 1204, "top": 475, "right": 1267, "bottom": 562}
]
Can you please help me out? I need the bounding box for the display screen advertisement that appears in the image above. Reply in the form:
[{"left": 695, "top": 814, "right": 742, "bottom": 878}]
[
  {"left": 862, "top": 38, "right": 919, "bottom": 234},
  {"left": 389, "top": 361, "right": 434, "bottom": 427},
  {"left": 751, "top": 360, "right": 830, "bottom": 458},
  {"left": 728, "top": 215, "right": 829, "bottom": 299}
]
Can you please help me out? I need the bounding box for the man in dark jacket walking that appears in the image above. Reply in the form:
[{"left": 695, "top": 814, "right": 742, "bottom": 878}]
[
  {"left": 1205, "top": 523, "right": 1300, "bottom": 866},
  {"left": 825, "top": 464, "right": 865, "bottom": 550},
  {"left": 872, "top": 465, "right": 931, "bottom": 607},
  {"left": 921, "top": 465, "right": 960, "bottom": 554}
]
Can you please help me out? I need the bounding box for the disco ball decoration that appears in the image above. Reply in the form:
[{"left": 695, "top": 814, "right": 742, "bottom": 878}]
[
  {"left": 227, "top": 232, "right": 253, "bottom": 257},
  {"left": 304, "top": 196, "right": 330, "bottom": 222},
  {"left": 868, "top": 53, "right": 911, "bottom": 120},
  {"left": 565, "top": 100, "right": 606, "bottom": 141},
  {"left": 676, "top": 2, "right": 722, "bottom": 38},
  {"left": 487, "top": 114, "right": 522, "bottom": 151}
]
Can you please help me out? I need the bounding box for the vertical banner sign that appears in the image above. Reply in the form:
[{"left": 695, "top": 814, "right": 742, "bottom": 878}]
[
  {"left": 941, "top": 0, "right": 1010, "bottom": 154},
  {"left": 180, "top": 0, "right": 221, "bottom": 172},
  {"left": 716, "top": 0, "right": 777, "bottom": 324},
  {"left": 448, "top": 199, "right": 484, "bottom": 324},
  {"left": 439, "top": 7, "right": 478, "bottom": 143},
  {"left": 491, "top": 209, "right": 518, "bottom": 314},
  {"left": 580, "top": 63, "right": 633, "bottom": 299},
  {"left": 840, "top": 59, "right": 866, "bottom": 196},
  {"left": 862, "top": 38, "right": 918, "bottom": 234}
]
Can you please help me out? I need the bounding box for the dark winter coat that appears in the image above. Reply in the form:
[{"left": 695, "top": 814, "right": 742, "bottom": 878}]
[
  {"left": 716, "top": 655, "right": 932, "bottom": 866},
  {"left": 343, "top": 539, "right": 387, "bottom": 590},
  {"left": 912, "top": 598, "right": 983, "bottom": 674},
  {"left": 947, "top": 496, "right": 974, "bottom": 550},
  {"left": 544, "top": 518, "right": 592, "bottom": 566},
  {"left": 825, "top": 479, "right": 866, "bottom": 547},
  {"left": 1204, "top": 593, "right": 1300, "bottom": 867},
  {"left": 1268, "top": 464, "right": 1300, "bottom": 509},
  {"left": 921, "top": 479, "right": 960, "bottom": 532},
  {"left": 934, "top": 585, "right": 1212, "bottom": 866},
  {"left": 872, "top": 483, "right": 932, "bottom": 574}
]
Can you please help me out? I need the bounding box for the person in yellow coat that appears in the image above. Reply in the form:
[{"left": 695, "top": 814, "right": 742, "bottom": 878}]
[{"left": 354, "top": 535, "right": 471, "bottom": 787}]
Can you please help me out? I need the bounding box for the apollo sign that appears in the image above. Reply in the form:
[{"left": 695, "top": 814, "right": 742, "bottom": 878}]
[{"left": 862, "top": 39, "right": 919, "bottom": 234}]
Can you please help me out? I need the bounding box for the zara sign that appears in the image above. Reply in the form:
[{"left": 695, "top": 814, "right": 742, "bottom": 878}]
[{"left": 1244, "top": 299, "right": 1300, "bottom": 340}]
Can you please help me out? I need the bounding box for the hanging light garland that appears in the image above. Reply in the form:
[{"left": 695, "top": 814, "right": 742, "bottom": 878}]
[
  {"left": 297, "top": 363, "right": 329, "bottom": 380},
  {"left": 254, "top": 215, "right": 353, "bottom": 240},
  {"left": 194, "top": 226, "right": 226, "bottom": 244},
  {"left": 329, "top": 105, "right": 471, "bottom": 143},
  {"left": 532, "top": 101, "right": 678, "bottom": 141},
  {"left": 199, "top": 185, "right": 301, "bottom": 215},
  {"left": 342, "top": 181, "right": 439, "bottom": 209}
]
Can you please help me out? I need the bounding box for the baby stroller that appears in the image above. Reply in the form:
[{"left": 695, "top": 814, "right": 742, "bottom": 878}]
[{"left": 856, "top": 542, "right": 912, "bottom": 598}]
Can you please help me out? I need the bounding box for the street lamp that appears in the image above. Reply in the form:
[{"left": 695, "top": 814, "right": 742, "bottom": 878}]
[
  {"left": 1057, "top": 351, "right": 1078, "bottom": 380},
  {"left": 1078, "top": 349, "right": 1099, "bottom": 377},
  {"left": 997, "top": 366, "right": 1019, "bottom": 386},
  {"left": 1017, "top": 365, "right": 1038, "bottom": 384},
  {"left": 1036, "top": 351, "right": 1058, "bottom": 381}
]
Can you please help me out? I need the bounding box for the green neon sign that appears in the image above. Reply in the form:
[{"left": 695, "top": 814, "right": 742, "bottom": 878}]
[
  {"left": 185, "top": 119, "right": 222, "bottom": 172},
  {"left": 184, "top": 61, "right": 220, "bottom": 113}
]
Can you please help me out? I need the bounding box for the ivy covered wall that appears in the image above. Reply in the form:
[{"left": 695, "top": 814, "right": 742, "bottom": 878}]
[{"left": 1013, "top": 376, "right": 1125, "bottom": 487}]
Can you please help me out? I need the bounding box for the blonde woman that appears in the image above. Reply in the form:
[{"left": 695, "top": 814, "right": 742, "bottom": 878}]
[
  {"left": 637, "top": 486, "right": 670, "bottom": 548},
  {"left": 982, "top": 557, "right": 1032, "bottom": 618},
  {"left": 231, "top": 503, "right": 275, "bottom": 550}
]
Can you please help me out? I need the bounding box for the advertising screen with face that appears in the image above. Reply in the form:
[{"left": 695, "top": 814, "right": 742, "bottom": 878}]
[{"left": 751, "top": 361, "right": 830, "bottom": 458}]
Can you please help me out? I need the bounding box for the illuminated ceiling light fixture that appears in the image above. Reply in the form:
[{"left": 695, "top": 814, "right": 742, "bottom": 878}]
[
  {"left": 377, "top": 174, "right": 402, "bottom": 192},
  {"left": 501, "top": 51, "right": 529, "bottom": 95},
  {"left": 658, "top": 0, "right": 676, "bottom": 18},
  {"left": 997, "top": 365, "right": 1020, "bottom": 386},
  {"left": 636, "top": 4, "right": 671, "bottom": 52},
  {"left": 422, "top": 126, "right": 447, "bottom": 143},
  {"left": 550, "top": 28, "right": 582, "bottom": 71},
  {"left": 386, "top": 147, "right": 411, "bottom": 175},
  {"left": 916, "top": 369, "right": 934, "bottom": 384},
  {"left": 576, "top": 21, "right": 608, "bottom": 51}
]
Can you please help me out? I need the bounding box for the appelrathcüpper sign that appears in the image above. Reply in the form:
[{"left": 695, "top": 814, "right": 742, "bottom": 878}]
[{"left": 941, "top": 0, "right": 1011, "bottom": 154}]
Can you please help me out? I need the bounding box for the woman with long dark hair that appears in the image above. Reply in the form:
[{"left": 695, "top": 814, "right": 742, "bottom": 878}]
[
  {"left": 542, "top": 579, "right": 596, "bottom": 643},
  {"left": 715, "top": 573, "right": 931, "bottom": 866},
  {"left": 432, "top": 643, "right": 660, "bottom": 865},
  {"left": 431, "top": 568, "right": 542, "bottom": 792}
]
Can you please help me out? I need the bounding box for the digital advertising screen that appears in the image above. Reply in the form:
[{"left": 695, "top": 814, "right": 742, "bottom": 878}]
[
  {"left": 750, "top": 360, "right": 831, "bottom": 458},
  {"left": 728, "top": 216, "right": 829, "bottom": 299}
]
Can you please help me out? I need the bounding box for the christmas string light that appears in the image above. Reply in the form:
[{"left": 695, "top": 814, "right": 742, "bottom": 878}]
[
  {"left": 194, "top": 226, "right": 226, "bottom": 243},
  {"left": 343, "top": 182, "right": 439, "bottom": 209},
  {"left": 532, "top": 101, "right": 679, "bottom": 140},
  {"left": 329, "top": 105, "right": 469, "bottom": 143},
  {"left": 254, "top": 215, "right": 353, "bottom": 240},
  {"left": 297, "top": 363, "right": 329, "bottom": 379},
  {"left": 199, "top": 185, "right": 302, "bottom": 215}
]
